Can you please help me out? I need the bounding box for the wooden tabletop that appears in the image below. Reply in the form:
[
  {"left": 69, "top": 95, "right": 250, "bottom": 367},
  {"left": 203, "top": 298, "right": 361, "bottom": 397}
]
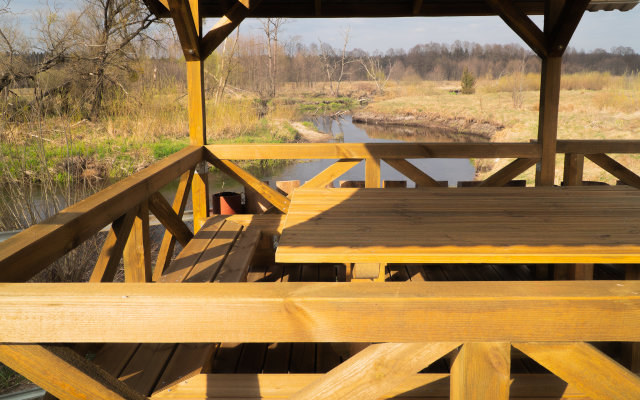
[{"left": 275, "top": 187, "right": 640, "bottom": 264}]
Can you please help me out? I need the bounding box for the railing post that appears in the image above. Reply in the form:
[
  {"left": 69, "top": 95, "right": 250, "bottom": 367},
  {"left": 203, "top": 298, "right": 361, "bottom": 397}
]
[
  {"left": 186, "top": 0, "right": 209, "bottom": 233},
  {"left": 563, "top": 153, "right": 584, "bottom": 186},
  {"left": 365, "top": 158, "right": 381, "bottom": 188}
]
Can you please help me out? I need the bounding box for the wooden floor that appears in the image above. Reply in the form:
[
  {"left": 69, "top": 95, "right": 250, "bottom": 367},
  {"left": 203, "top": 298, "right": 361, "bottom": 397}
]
[{"left": 208, "top": 262, "right": 626, "bottom": 376}]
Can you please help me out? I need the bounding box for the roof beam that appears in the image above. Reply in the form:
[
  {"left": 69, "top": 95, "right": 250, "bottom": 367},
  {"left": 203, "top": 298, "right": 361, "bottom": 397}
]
[
  {"left": 413, "top": 0, "right": 424, "bottom": 15},
  {"left": 143, "top": 0, "right": 169, "bottom": 16},
  {"left": 548, "top": 0, "right": 590, "bottom": 56},
  {"left": 484, "top": 0, "right": 548, "bottom": 58},
  {"left": 201, "top": 0, "right": 262, "bottom": 60},
  {"left": 168, "top": 0, "right": 201, "bottom": 60},
  {"left": 315, "top": 0, "right": 322, "bottom": 16}
]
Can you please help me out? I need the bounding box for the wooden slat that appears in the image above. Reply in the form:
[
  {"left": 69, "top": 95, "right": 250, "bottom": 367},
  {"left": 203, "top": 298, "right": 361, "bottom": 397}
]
[
  {"left": 123, "top": 201, "right": 152, "bottom": 283},
  {"left": 200, "top": 0, "right": 262, "bottom": 60},
  {"left": 160, "top": 216, "right": 225, "bottom": 283},
  {"left": 154, "top": 168, "right": 195, "bottom": 281},
  {"left": 152, "top": 344, "right": 216, "bottom": 396},
  {"left": 451, "top": 342, "right": 510, "bottom": 400},
  {"left": 0, "top": 146, "right": 201, "bottom": 282},
  {"left": 484, "top": 0, "right": 548, "bottom": 58},
  {"left": 299, "top": 159, "right": 361, "bottom": 189},
  {"left": 290, "top": 342, "right": 460, "bottom": 400},
  {"left": 1, "top": 281, "right": 640, "bottom": 343},
  {"left": 0, "top": 345, "right": 145, "bottom": 400},
  {"left": 478, "top": 158, "right": 537, "bottom": 187},
  {"left": 168, "top": 0, "right": 200, "bottom": 60},
  {"left": 514, "top": 342, "right": 640, "bottom": 399},
  {"left": 184, "top": 220, "right": 242, "bottom": 283},
  {"left": 586, "top": 153, "right": 640, "bottom": 189},
  {"left": 206, "top": 157, "right": 290, "bottom": 212},
  {"left": 563, "top": 153, "right": 584, "bottom": 186},
  {"left": 151, "top": 373, "right": 586, "bottom": 399},
  {"left": 214, "top": 227, "right": 261, "bottom": 283},
  {"left": 224, "top": 214, "right": 285, "bottom": 235},
  {"left": 384, "top": 158, "right": 444, "bottom": 187},
  {"left": 548, "top": 0, "right": 590, "bottom": 56},
  {"left": 119, "top": 343, "right": 175, "bottom": 396},
  {"left": 148, "top": 192, "right": 193, "bottom": 247},
  {"left": 205, "top": 143, "right": 541, "bottom": 160},
  {"left": 365, "top": 158, "right": 381, "bottom": 188},
  {"left": 93, "top": 344, "right": 140, "bottom": 377},
  {"left": 90, "top": 209, "right": 137, "bottom": 283}
]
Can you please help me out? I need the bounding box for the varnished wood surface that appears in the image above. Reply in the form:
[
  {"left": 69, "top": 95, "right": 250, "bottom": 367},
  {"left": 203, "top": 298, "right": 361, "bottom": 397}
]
[{"left": 277, "top": 187, "right": 640, "bottom": 264}]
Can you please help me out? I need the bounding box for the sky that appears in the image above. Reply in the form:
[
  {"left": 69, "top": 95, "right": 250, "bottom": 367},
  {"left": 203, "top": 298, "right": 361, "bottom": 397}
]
[{"left": 7, "top": 0, "right": 640, "bottom": 53}]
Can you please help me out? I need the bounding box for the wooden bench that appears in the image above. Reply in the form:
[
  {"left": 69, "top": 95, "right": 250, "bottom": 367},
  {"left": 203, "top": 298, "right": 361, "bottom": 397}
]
[{"left": 89, "top": 215, "right": 262, "bottom": 397}]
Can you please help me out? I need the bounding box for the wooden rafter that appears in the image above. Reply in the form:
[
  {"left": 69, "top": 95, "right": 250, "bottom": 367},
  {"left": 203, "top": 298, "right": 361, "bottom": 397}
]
[
  {"left": 548, "top": 0, "right": 590, "bottom": 56},
  {"left": 290, "top": 342, "right": 460, "bottom": 399},
  {"left": 478, "top": 157, "right": 538, "bottom": 187},
  {"left": 514, "top": 342, "right": 640, "bottom": 399},
  {"left": 0, "top": 345, "right": 146, "bottom": 400},
  {"left": 384, "top": 158, "right": 444, "bottom": 187},
  {"left": 586, "top": 153, "right": 640, "bottom": 189},
  {"left": 201, "top": 0, "right": 263, "bottom": 60},
  {"left": 153, "top": 168, "right": 195, "bottom": 281},
  {"left": 148, "top": 192, "right": 194, "bottom": 246},
  {"left": 168, "top": 0, "right": 201, "bottom": 60},
  {"left": 90, "top": 209, "right": 137, "bottom": 283},
  {"left": 205, "top": 154, "right": 290, "bottom": 212},
  {"left": 1, "top": 281, "right": 639, "bottom": 343},
  {"left": 299, "top": 159, "right": 361, "bottom": 189},
  {"left": 484, "top": 0, "right": 548, "bottom": 58}
]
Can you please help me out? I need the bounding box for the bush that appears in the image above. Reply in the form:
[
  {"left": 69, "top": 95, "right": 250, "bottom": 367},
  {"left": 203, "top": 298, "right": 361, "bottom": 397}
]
[{"left": 461, "top": 67, "right": 476, "bottom": 94}]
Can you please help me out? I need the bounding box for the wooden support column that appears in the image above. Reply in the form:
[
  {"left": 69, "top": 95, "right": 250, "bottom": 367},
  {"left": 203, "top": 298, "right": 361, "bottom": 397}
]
[
  {"left": 451, "top": 342, "right": 511, "bottom": 400},
  {"left": 183, "top": 0, "right": 208, "bottom": 232}
]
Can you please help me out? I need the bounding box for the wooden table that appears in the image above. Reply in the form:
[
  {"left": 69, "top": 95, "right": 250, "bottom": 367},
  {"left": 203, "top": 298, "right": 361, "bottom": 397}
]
[{"left": 275, "top": 187, "right": 640, "bottom": 264}]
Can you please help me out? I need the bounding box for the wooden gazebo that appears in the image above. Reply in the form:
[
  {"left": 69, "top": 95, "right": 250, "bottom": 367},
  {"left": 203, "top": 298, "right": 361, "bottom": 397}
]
[{"left": 1, "top": 0, "right": 640, "bottom": 399}]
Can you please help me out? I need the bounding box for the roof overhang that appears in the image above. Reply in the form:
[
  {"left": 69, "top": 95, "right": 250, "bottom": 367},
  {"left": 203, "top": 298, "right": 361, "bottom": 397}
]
[{"left": 144, "top": 0, "right": 639, "bottom": 19}]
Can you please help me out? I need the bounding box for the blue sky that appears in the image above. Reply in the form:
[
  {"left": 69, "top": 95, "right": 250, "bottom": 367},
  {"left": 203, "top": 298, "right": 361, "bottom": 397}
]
[{"left": 9, "top": 0, "right": 640, "bottom": 53}]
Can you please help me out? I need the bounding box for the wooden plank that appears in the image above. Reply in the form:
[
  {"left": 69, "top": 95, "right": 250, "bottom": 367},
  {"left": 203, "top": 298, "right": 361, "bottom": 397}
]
[
  {"left": 152, "top": 344, "right": 216, "bottom": 396},
  {"left": 154, "top": 168, "right": 195, "bottom": 281},
  {"left": 123, "top": 201, "right": 152, "bottom": 283},
  {"left": 151, "top": 373, "right": 586, "bottom": 399},
  {"left": 200, "top": 0, "right": 262, "bottom": 60},
  {"left": 515, "top": 342, "right": 640, "bottom": 399},
  {"left": 586, "top": 153, "right": 640, "bottom": 189},
  {"left": 557, "top": 140, "right": 640, "bottom": 154},
  {"left": 224, "top": 214, "right": 285, "bottom": 235},
  {"left": 93, "top": 344, "right": 140, "bottom": 377},
  {"left": 90, "top": 209, "right": 137, "bottom": 283},
  {"left": 0, "top": 345, "right": 145, "bottom": 400},
  {"left": 548, "top": 0, "right": 590, "bottom": 56},
  {"left": 2, "top": 281, "right": 640, "bottom": 343},
  {"left": 0, "top": 146, "right": 201, "bottom": 282},
  {"left": 563, "top": 153, "right": 584, "bottom": 186},
  {"left": 168, "top": 0, "right": 200, "bottom": 60},
  {"left": 206, "top": 157, "right": 290, "bottom": 212},
  {"left": 299, "top": 159, "right": 361, "bottom": 189},
  {"left": 214, "top": 227, "right": 261, "bottom": 283},
  {"left": 365, "top": 158, "right": 381, "bottom": 188},
  {"left": 119, "top": 343, "right": 175, "bottom": 396},
  {"left": 184, "top": 220, "right": 242, "bottom": 283},
  {"left": 384, "top": 158, "right": 444, "bottom": 187},
  {"left": 484, "top": 0, "right": 548, "bottom": 58},
  {"left": 383, "top": 180, "right": 407, "bottom": 188},
  {"left": 148, "top": 192, "right": 193, "bottom": 247},
  {"left": 478, "top": 158, "right": 538, "bottom": 187},
  {"left": 276, "top": 180, "right": 300, "bottom": 196},
  {"left": 160, "top": 216, "right": 225, "bottom": 283},
  {"left": 450, "top": 342, "right": 510, "bottom": 400},
  {"left": 205, "top": 143, "right": 541, "bottom": 160},
  {"left": 290, "top": 342, "right": 460, "bottom": 400}
]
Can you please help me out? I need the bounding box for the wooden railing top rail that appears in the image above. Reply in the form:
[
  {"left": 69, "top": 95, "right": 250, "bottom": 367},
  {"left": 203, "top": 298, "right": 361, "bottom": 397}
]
[
  {"left": 205, "top": 142, "right": 542, "bottom": 160},
  {"left": 0, "top": 146, "right": 203, "bottom": 283},
  {"left": 0, "top": 281, "right": 638, "bottom": 343},
  {"left": 557, "top": 140, "right": 640, "bottom": 154}
]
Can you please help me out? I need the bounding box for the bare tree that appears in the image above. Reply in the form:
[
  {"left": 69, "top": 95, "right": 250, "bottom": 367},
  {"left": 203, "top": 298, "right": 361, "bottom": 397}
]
[
  {"left": 77, "top": 0, "right": 158, "bottom": 119},
  {"left": 318, "top": 26, "right": 351, "bottom": 97},
  {"left": 209, "top": 28, "right": 240, "bottom": 105},
  {"left": 359, "top": 54, "right": 391, "bottom": 94},
  {"left": 259, "top": 18, "right": 286, "bottom": 98}
]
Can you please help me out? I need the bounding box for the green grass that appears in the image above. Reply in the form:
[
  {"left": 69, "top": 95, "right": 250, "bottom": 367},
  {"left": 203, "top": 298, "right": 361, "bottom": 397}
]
[{"left": 0, "top": 364, "right": 27, "bottom": 394}]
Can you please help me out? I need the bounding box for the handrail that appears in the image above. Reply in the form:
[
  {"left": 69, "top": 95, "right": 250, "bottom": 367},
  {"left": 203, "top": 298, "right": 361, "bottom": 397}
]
[
  {"left": 557, "top": 140, "right": 640, "bottom": 154},
  {"left": 0, "top": 146, "right": 203, "bottom": 282}
]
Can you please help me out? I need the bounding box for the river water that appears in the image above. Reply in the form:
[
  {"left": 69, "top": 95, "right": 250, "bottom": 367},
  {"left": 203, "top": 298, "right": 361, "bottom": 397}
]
[{"left": 207, "top": 115, "right": 476, "bottom": 193}]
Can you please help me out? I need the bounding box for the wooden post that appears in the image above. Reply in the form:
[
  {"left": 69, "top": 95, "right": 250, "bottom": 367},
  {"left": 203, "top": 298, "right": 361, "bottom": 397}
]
[
  {"left": 365, "top": 158, "right": 381, "bottom": 188},
  {"left": 451, "top": 342, "right": 511, "bottom": 400},
  {"left": 123, "top": 201, "right": 152, "bottom": 283},
  {"left": 186, "top": 0, "right": 208, "bottom": 233},
  {"left": 563, "top": 153, "right": 584, "bottom": 186},
  {"left": 535, "top": 0, "right": 565, "bottom": 187}
]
